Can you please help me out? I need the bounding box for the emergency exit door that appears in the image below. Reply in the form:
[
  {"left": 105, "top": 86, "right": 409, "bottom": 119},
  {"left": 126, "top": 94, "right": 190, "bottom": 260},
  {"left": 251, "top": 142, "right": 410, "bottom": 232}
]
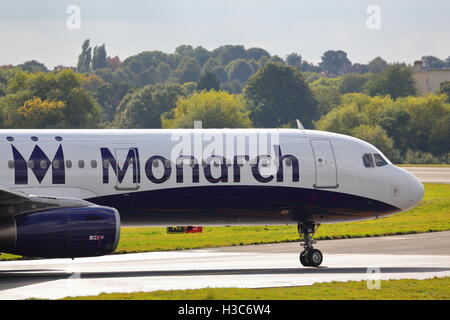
[{"left": 310, "top": 140, "right": 338, "bottom": 188}]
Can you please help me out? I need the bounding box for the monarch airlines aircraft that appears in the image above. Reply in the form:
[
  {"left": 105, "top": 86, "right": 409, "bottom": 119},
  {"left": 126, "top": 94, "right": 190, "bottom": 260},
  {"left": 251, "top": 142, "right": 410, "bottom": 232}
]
[{"left": 0, "top": 128, "right": 424, "bottom": 267}]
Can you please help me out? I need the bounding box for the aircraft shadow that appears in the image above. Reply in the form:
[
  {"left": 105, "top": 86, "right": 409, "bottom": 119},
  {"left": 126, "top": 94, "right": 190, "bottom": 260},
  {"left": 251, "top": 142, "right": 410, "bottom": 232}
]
[{"left": 0, "top": 266, "right": 449, "bottom": 291}]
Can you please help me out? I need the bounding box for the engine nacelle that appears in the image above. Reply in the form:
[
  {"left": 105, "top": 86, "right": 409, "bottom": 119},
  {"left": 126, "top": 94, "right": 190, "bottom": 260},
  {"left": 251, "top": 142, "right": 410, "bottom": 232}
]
[{"left": 0, "top": 206, "right": 120, "bottom": 258}]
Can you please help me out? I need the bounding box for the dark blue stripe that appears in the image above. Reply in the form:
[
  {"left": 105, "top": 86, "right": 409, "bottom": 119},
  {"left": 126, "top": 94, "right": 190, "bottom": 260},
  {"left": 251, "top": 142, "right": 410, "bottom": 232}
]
[{"left": 87, "top": 186, "right": 401, "bottom": 226}]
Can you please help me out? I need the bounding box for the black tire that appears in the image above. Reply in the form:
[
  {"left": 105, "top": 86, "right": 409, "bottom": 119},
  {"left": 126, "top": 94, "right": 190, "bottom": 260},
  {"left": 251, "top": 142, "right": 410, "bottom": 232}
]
[
  {"left": 299, "top": 250, "right": 310, "bottom": 266},
  {"left": 306, "top": 249, "right": 323, "bottom": 267}
]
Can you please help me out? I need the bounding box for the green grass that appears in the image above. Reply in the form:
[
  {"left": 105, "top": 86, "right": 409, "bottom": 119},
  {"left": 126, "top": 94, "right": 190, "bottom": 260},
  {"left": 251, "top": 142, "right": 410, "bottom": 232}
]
[
  {"left": 62, "top": 277, "right": 450, "bottom": 300},
  {"left": 1, "top": 183, "right": 450, "bottom": 261},
  {"left": 397, "top": 164, "right": 450, "bottom": 167}
]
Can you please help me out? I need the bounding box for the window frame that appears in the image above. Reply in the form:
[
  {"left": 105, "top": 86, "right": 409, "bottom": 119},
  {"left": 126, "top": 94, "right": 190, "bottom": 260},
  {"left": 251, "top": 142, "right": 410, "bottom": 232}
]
[
  {"left": 373, "top": 153, "right": 388, "bottom": 167},
  {"left": 362, "top": 153, "right": 375, "bottom": 168}
]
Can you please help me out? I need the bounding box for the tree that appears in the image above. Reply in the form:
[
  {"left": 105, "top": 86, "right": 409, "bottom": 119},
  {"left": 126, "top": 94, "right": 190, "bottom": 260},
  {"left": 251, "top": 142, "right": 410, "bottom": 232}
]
[
  {"left": 172, "top": 57, "right": 201, "bottom": 84},
  {"left": 115, "top": 83, "right": 185, "bottom": 128},
  {"left": 220, "top": 79, "right": 243, "bottom": 94},
  {"left": 367, "top": 57, "right": 387, "bottom": 74},
  {"left": 338, "top": 73, "right": 372, "bottom": 94},
  {"left": 258, "top": 56, "right": 270, "bottom": 68},
  {"left": 136, "top": 67, "right": 160, "bottom": 86},
  {"left": 192, "top": 46, "right": 210, "bottom": 66},
  {"left": 350, "top": 63, "right": 369, "bottom": 74},
  {"left": 92, "top": 44, "right": 107, "bottom": 70},
  {"left": 106, "top": 56, "right": 121, "bottom": 71},
  {"left": 300, "top": 60, "right": 321, "bottom": 73},
  {"left": 202, "top": 58, "right": 220, "bottom": 74},
  {"left": 156, "top": 62, "right": 172, "bottom": 82},
  {"left": 182, "top": 82, "right": 197, "bottom": 95},
  {"left": 319, "top": 50, "right": 351, "bottom": 76},
  {"left": 316, "top": 93, "right": 450, "bottom": 160},
  {"left": 246, "top": 48, "right": 270, "bottom": 61},
  {"left": 211, "top": 66, "right": 228, "bottom": 83},
  {"left": 162, "top": 90, "right": 251, "bottom": 128},
  {"left": 226, "top": 59, "right": 254, "bottom": 83},
  {"left": 213, "top": 45, "right": 247, "bottom": 66},
  {"left": 421, "top": 56, "right": 446, "bottom": 69},
  {"left": 82, "top": 74, "right": 105, "bottom": 92},
  {"left": 16, "top": 97, "right": 66, "bottom": 128},
  {"left": 310, "top": 77, "right": 341, "bottom": 118},
  {"left": 364, "top": 64, "right": 417, "bottom": 99},
  {"left": 270, "top": 56, "right": 285, "bottom": 64},
  {"left": 175, "top": 45, "right": 194, "bottom": 56},
  {"left": 395, "top": 94, "right": 450, "bottom": 155},
  {"left": 94, "top": 81, "right": 131, "bottom": 122},
  {"left": 0, "top": 69, "right": 101, "bottom": 128},
  {"left": 286, "top": 53, "right": 302, "bottom": 68},
  {"left": 18, "top": 60, "right": 48, "bottom": 73},
  {"left": 244, "top": 62, "right": 317, "bottom": 128},
  {"left": 76, "top": 39, "right": 92, "bottom": 73},
  {"left": 438, "top": 81, "right": 450, "bottom": 102},
  {"left": 197, "top": 71, "right": 220, "bottom": 91}
]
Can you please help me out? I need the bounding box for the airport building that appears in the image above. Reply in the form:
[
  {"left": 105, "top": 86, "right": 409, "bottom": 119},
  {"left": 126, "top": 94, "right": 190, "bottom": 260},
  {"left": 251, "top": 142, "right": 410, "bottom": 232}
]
[{"left": 412, "top": 60, "right": 450, "bottom": 95}]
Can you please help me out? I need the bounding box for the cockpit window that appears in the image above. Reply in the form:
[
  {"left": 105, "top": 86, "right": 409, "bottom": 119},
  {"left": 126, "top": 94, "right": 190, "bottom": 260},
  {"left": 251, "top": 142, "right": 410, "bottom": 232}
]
[
  {"left": 374, "top": 153, "right": 388, "bottom": 167},
  {"left": 362, "top": 153, "right": 375, "bottom": 168}
]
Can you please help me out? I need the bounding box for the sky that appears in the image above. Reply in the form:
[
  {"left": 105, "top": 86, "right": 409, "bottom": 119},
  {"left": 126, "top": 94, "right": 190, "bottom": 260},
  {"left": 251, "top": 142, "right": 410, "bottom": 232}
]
[{"left": 1, "top": 0, "right": 450, "bottom": 68}]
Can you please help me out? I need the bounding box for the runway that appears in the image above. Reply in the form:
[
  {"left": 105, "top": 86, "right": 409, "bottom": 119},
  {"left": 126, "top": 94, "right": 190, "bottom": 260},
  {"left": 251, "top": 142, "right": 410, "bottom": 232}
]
[
  {"left": 403, "top": 166, "right": 450, "bottom": 183},
  {"left": 0, "top": 231, "right": 449, "bottom": 300}
]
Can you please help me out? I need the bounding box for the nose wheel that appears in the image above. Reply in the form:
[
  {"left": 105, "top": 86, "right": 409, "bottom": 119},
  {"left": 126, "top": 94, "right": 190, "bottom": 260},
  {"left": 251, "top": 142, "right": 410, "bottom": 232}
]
[{"left": 298, "top": 223, "right": 323, "bottom": 267}]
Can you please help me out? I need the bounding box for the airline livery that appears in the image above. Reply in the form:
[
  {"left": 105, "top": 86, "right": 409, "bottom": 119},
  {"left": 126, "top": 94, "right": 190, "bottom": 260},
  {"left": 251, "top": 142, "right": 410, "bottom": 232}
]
[{"left": 0, "top": 128, "right": 424, "bottom": 267}]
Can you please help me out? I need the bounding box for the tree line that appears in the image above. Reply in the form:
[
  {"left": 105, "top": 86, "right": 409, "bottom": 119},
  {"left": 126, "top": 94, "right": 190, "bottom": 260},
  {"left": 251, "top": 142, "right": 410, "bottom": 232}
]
[{"left": 0, "top": 40, "right": 449, "bottom": 164}]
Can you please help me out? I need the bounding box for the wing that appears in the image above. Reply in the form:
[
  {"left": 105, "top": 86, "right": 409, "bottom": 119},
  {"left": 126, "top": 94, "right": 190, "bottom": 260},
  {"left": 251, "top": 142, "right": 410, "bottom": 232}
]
[{"left": 0, "top": 186, "right": 95, "bottom": 217}]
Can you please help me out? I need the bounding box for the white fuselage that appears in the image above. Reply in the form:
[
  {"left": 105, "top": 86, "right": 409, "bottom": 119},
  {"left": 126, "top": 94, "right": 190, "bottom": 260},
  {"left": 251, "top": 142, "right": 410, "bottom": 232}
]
[{"left": 0, "top": 129, "right": 424, "bottom": 226}]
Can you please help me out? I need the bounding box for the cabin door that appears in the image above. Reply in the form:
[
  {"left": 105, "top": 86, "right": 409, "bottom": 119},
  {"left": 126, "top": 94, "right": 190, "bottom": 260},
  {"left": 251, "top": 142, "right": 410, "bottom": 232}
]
[{"left": 310, "top": 140, "right": 338, "bottom": 188}]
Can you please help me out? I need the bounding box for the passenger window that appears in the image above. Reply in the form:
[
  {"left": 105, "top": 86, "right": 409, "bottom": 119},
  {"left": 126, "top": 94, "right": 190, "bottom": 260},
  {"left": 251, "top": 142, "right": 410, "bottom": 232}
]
[
  {"left": 8, "top": 160, "right": 14, "bottom": 169},
  {"left": 91, "top": 160, "right": 97, "bottom": 168},
  {"left": 374, "top": 153, "right": 388, "bottom": 167},
  {"left": 53, "top": 160, "right": 60, "bottom": 169},
  {"left": 78, "top": 160, "right": 85, "bottom": 168},
  {"left": 260, "top": 158, "right": 270, "bottom": 167},
  {"left": 40, "top": 160, "right": 47, "bottom": 169},
  {"left": 213, "top": 159, "right": 220, "bottom": 167},
  {"left": 66, "top": 160, "right": 72, "bottom": 168},
  {"left": 362, "top": 154, "right": 374, "bottom": 168}
]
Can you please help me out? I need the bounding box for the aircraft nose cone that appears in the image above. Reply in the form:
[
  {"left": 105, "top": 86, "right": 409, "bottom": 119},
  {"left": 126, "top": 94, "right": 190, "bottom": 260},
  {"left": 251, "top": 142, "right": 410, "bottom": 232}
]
[{"left": 405, "top": 172, "right": 425, "bottom": 209}]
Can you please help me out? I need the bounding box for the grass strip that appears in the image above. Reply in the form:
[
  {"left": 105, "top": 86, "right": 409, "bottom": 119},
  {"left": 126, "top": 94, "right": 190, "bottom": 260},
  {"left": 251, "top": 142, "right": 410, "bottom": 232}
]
[{"left": 61, "top": 277, "right": 450, "bottom": 300}]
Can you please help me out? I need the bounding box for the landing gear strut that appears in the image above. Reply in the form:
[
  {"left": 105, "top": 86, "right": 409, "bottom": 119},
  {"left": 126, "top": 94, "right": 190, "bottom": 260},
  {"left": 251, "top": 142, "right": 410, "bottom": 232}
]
[{"left": 298, "top": 222, "right": 323, "bottom": 267}]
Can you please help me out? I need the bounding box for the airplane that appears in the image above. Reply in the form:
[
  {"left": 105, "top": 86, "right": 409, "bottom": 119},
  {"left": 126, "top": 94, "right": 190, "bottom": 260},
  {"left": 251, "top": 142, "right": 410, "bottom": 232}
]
[{"left": 0, "top": 128, "right": 424, "bottom": 267}]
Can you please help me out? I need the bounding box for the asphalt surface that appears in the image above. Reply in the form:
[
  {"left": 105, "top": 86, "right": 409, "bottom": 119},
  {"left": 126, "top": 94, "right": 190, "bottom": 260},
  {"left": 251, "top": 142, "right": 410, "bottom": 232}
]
[
  {"left": 0, "top": 232, "right": 449, "bottom": 299},
  {"left": 403, "top": 166, "right": 450, "bottom": 183},
  {"left": 217, "top": 231, "right": 450, "bottom": 255}
]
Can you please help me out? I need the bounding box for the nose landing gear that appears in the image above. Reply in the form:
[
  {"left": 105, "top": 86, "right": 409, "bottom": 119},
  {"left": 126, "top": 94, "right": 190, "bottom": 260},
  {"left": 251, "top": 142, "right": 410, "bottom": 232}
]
[{"left": 298, "top": 222, "right": 323, "bottom": 267}]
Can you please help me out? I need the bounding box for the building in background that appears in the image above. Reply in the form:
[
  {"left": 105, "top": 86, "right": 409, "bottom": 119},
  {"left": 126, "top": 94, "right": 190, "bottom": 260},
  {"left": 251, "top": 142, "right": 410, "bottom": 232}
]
[{"left": 413, "top": 61, "right": 450, "bottom": 95}]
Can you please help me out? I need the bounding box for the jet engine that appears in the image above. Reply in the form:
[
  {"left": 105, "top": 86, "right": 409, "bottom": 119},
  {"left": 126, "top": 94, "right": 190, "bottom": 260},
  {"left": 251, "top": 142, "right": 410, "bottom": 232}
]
[{"left": 0, "top": 206, "right": 120, "bottom": 258}]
